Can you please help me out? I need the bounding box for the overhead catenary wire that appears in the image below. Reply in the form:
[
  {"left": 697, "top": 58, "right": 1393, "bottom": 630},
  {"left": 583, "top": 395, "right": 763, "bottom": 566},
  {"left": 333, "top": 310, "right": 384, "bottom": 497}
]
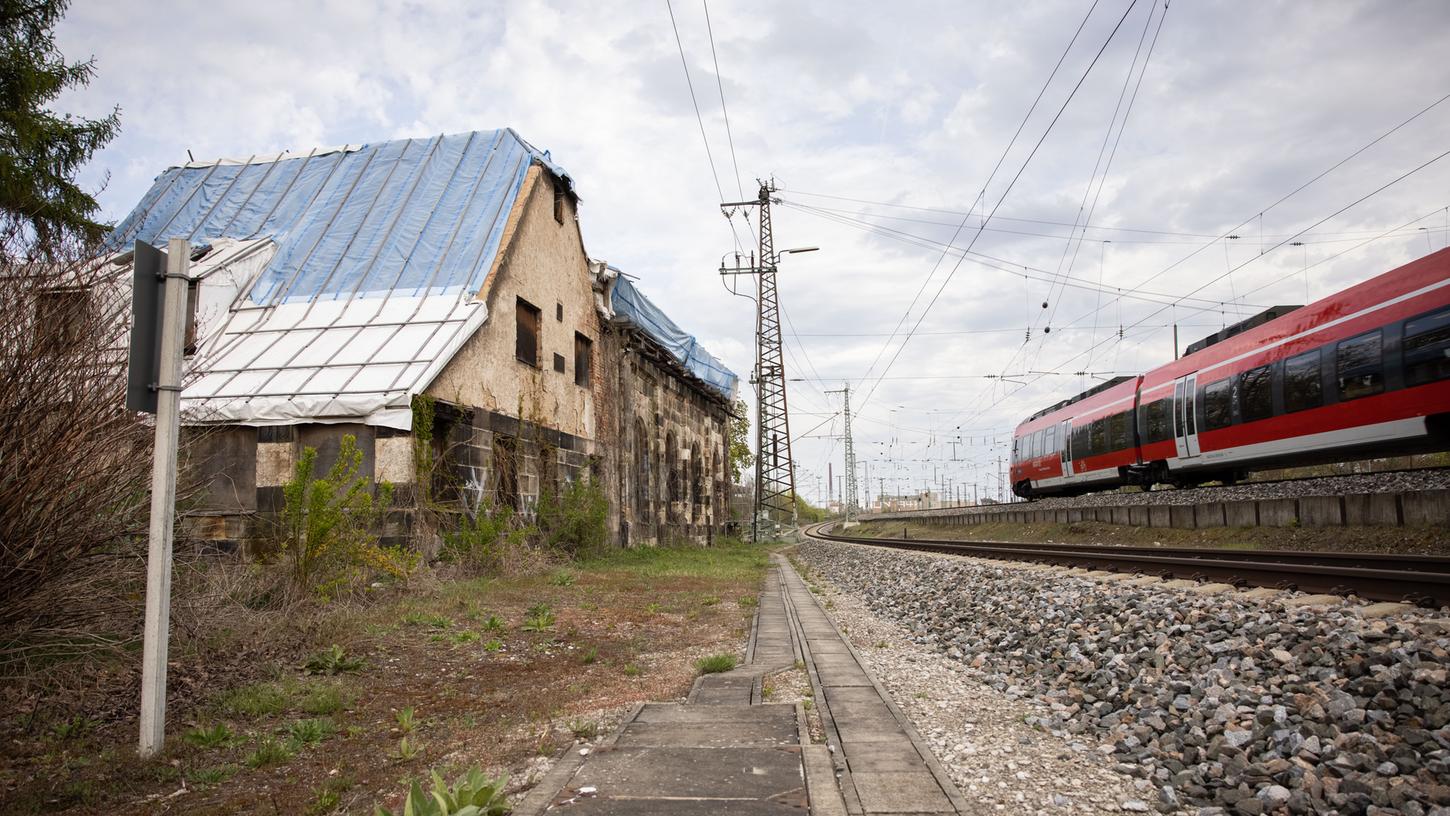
[{"left": 855, "top": 0, "right": 1145, "bottom": 416}]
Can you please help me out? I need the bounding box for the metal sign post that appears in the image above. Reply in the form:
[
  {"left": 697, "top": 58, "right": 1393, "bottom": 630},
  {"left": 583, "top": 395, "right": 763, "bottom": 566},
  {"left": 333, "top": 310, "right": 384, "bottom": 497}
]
[{"left": 136, "top": 238, "right": 189, "bottom": 758}]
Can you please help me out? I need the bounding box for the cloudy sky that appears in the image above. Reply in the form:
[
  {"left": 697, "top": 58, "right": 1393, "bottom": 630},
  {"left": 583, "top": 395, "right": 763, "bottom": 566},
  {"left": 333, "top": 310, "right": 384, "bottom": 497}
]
[{"left": 60, "top": 0, "right": 1450, "bottom": 505}]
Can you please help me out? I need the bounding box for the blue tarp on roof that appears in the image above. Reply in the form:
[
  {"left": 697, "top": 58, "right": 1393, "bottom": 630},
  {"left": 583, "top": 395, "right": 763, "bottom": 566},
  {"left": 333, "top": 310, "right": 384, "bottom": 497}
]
[
  {"left": 108, "top": 129, "right": 571, "bottom": 305},
  {"left": 612, "top": 276, "right": 738, "bottom": 400}
]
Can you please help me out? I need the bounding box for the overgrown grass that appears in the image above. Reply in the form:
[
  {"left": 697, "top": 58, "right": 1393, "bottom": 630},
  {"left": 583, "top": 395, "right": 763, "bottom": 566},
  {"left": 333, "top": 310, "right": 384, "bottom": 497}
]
[
  {"left": 695, "top": 654, "right": 737, "bottom": 674},
  {"left": 576, "top": 536, "right": 770, "bottom": 582}
]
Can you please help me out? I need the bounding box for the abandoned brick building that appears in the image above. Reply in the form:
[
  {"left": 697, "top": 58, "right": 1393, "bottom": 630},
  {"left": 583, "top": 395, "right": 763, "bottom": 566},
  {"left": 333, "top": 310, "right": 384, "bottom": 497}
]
[{"left": 105, "top": 128, "right": 738, "bottom": 552}]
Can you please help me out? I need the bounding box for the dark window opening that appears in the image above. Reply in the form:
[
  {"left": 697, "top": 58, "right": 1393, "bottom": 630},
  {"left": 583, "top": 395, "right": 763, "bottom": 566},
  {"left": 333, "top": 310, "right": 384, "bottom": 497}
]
[
  {"left": 493, "top": 436, "right": 519, "bottom": 511},
  {"left": 552, "top": 352, "right": 566, "bottom": 373},
  {"left": 1405, "top": 307, "right": 1450, "bottom": 386},
  {"left": 553, "top": 178, "right": 566, "bottom": 224},
  {"left": 574, "top": 333, "right": 592, "bottom": 387},
  {"left": 633, "top": 420, "right": 651, "bottom": 520},
  {"left": 1284, "top": 350, "right": 1322, "bottom": 413},
  {"left": 515, "top": 297, "right": 541, "bottom": 367},
  {"left": 1203, "top": 379, "right": 1233, "bottom": 430},
  {"left": 1239, "top": 365, "right": 1273, "bottom": 422},
  {"left": 1337, "top": 330, "right": 1383, "bottom": 401},
  {"left": 34, "top": 287, "right": 91, "bottom": 351},
  {"left": 555, "top": 302, "right": 563, "bottom": 322}
]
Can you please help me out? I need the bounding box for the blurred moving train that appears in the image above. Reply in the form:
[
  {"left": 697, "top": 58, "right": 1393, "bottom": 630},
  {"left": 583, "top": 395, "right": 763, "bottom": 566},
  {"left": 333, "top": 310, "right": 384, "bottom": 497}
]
[{"left": 1010, "top": 248, "right": 1450, "bottom": 498}]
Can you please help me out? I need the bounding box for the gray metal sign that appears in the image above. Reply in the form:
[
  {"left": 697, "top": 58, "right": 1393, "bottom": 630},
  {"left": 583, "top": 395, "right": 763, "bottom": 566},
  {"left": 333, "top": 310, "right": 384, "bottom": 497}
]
[{"left": 126, "top": 241, "right": 166, "bottom": 413}]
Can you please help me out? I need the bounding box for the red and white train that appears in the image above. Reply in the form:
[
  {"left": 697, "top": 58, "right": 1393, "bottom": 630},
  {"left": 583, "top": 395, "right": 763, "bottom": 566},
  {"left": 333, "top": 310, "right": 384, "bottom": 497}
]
[{"left": 1010, "top": 248, "right": 1450, "bottom": 498}]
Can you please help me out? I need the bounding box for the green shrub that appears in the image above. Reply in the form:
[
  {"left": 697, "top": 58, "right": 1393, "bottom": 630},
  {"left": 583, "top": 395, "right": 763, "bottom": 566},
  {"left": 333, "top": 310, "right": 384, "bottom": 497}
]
[
  {"left": 439, "top": 501, "right": 522, "bottom": 575},
  {"left": 376, "top": 767, "right": 508, "bottom": 816},
  {"left": 695, "top": 654, "right": 736, "bottom": 675},
  {"left": 536, "top": 477, "right": 608, "bottom": 557},
  {"left": 277, "top": 435, "right": 414, "bottom": 598},
  {"left": 303, "top": 644, "right": 364, "bottom": 675}
]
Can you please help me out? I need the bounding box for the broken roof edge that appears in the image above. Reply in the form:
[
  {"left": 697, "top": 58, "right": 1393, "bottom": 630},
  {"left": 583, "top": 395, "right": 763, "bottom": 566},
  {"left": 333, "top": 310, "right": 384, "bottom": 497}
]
[{"left": 599, "top": 267, "right": 738, "bottom": 402}]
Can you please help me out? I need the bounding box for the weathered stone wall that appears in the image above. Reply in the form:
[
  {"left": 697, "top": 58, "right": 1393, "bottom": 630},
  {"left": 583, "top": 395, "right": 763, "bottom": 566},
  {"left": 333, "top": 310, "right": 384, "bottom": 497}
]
[
  {"left": 428, "top": 165, "right": 600, "bottom": 443},
  {"left": 605, "top": 330, "right": 731, "bottom": 547}
]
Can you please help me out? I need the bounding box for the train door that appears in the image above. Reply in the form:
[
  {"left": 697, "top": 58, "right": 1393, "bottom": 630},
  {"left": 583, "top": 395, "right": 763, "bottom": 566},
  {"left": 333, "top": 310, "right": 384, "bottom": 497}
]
[
  {"left": 1173, "top": 373, "right": 1201, "bottom": 459},
  {"left": 1059, "top": 419, "right": 1073, "bottom": 476}
]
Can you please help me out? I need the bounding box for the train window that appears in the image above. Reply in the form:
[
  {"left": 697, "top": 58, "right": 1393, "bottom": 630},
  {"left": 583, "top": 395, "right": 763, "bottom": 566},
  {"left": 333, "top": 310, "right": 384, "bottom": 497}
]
[
  {"left": 1012, "top": 437, "right": 1019, "bottom": 463},
  {"left": 1185, "top": 385, "right": 1197, "bottom": 435},
  {"left": 1337, "top": 330, "right": 1384, "bottom": 401},
  {"left": 1089, "top": 419, "right": 1105, "bottom": 457},
  {"left": 1284, "top": 350, "right": 1322, "bottom": 413},
  {"left": 1108, "top": 411, "right": 1130, "bottom": 451},
  {"left": 1073, "top": 424, "right": 1090, "bottom": 458},
  {"left": 1044, "top": 425, "right": 1056, "bottom": 454},
  {"left": 1030, "top": 431, "right": 1040, "bottom": 459},
  {"left": 1239, "top": 365, "right": 1272, "bottom": 422},
  {"left": 1203, "top": 379, "right": 1233, "bottom": 430},
  {"left": 1142, "top": 398, "right": 1170, "bottom": 444},
  {"left": 1404, "top": 307, "right": 1450, "bottom": 386}
]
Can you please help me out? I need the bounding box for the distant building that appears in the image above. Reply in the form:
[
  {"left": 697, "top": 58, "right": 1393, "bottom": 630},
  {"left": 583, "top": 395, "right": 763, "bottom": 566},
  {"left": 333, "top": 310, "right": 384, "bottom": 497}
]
[{"left": 105, "top": 129, "right": 736, "bottom": 552}]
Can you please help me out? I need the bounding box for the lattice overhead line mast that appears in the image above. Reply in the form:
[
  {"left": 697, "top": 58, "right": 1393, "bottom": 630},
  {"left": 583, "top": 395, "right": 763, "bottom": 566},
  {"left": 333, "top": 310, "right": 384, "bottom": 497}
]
[
  {"left": 824, "top": 382, "right": 859, "bottom": 523},
  {"left": 719, "top": 180, "right": 817, "bottom": 542}
]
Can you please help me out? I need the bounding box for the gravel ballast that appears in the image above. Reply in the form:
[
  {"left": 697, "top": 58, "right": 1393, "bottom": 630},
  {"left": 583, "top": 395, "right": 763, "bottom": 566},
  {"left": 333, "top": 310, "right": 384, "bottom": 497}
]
[
  {"left": 796, "top": 540, "right": 1450, "bottom": 815},
  {"left": 872, "top": 468, "right": 1450, "bottom": 514}
]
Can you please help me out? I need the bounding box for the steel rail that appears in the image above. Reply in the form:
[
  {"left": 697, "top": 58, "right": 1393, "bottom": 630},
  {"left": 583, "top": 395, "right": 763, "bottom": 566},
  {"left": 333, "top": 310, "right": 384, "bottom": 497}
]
[{"left": 803, "top": 523, "right": 1450, "bottom": 607}]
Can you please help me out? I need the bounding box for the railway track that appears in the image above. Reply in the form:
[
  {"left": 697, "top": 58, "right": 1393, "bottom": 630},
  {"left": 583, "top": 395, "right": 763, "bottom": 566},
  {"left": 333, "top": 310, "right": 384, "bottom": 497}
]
[{"left": 803, "top": 522, "right": 1450, "bottom": 607}]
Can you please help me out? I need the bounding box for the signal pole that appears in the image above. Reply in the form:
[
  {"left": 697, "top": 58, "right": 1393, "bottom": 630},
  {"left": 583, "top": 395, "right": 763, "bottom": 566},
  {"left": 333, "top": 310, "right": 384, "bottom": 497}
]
[
  {"left": 824, "top": 383, "right": 859, "bottom": 523},
  {"left": 720, "top": 181, "right": 816, "bottom": 541}
]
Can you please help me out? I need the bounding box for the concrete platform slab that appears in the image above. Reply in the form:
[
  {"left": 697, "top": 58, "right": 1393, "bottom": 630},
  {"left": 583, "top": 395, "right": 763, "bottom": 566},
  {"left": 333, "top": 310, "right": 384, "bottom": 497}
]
[
  {"left": 844, "top": 741, "right": 933, "bottom": 773},
  {"left": 633, "top": 703, "right": 792, "bottom": 724},
  {"left": 613, "top": 720, "right": 798, "bottom": 748},
  {"left": 852, "top": 772, "right": 954, "bottom": 813},
  {"left": 566, "top": 746, "right": 804, "bottom": 801},
  {"left": 549, "top": 797, "right": 806, "bottom": 814}
]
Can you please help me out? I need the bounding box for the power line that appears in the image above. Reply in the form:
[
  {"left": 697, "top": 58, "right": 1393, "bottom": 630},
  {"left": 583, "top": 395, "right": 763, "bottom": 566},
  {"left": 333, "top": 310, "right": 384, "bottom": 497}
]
[
  {"left": 666, "top": 0, "right": 726, "bottom": 203},
  {"left": 701, "top": 0, "right": 744, "bottom": 200},
  {"left": 850, "top": 0, "right": 1107, "bottom": 411},
  {"left": 856, "top": 0, "right": 1144, "bottom": 415}
]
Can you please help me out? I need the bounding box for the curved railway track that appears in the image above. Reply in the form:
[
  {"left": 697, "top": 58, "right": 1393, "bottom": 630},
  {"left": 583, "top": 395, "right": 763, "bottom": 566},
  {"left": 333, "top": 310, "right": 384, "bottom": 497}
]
[{"left": 803, "top": 522, "right": 1450, "bottom": 607}]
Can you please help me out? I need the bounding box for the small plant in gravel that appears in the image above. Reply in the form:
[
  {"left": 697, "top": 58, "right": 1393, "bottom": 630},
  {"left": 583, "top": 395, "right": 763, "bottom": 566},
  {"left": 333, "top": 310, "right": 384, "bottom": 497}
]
[
  {"left": 644, "top": 602, "right": 662, "bottom": 614},
  {"left": 738, "top": 595, "right": 758, "bottom": 608},
  {"left": 522, "top": 602, "right": 555, "bottom": 631},
  {"left": 580, "top": 646, "right": 598, "bottom": 665},
  {"left": 483, "top": 638, "right": 504, "bottom": 653},
  {"left": 481, "top": 614, "right": 505, "bottom": 633},
  {"left": 395, "top": 735, "right": 422, "bottom": 761},
  {"left": 376, "top": 767, "right": 509, "bottom": 816},
  {"left": 551, "top": 569, "right": 577, "bottom": 586},
  {"left": 219, "top": 681, "right": 291, "bottom": 717},
  {"left": 452, "top": 630, "right": 480, "bottom": 645},
  {"left": 187, "top": 764, "right": 238, "bottom": 786},
  {"left": 245, "top": 736, "right": 295, "bottom": 768},
  {"left": 305, "top": 775, "right": 353, "bottom": 816},
  {"left": 287, "top": 717, "right": 336, "bottom": 747},
  {"left": 568, "top": 719, "right": 598, "bottom": 740},
  {"left": 50, "top": 716, "right": 94, "bottom": 741},
  {"left": 802, "top": 698, "right": 813, "bottom": 711},
  {"left": 396, "top": 706, "right": 417, "bottom": 734},
  {"left": 183, "top": 723, "right": 235, "bottom": 749},
  {"left": 695, "top": 654, "right": 737, "bottom": 675},
  {"left": 622, "top": 663, "right": 642, "bottom": 677},
  {"left": 303, "top": 644, "right": 365, "bottom": 675},
  {"left": 301, "top": 684, "right": 351, "bottom": 716},
  {"left": 700, "top": 595, "right": 719, "bottom": 606}
]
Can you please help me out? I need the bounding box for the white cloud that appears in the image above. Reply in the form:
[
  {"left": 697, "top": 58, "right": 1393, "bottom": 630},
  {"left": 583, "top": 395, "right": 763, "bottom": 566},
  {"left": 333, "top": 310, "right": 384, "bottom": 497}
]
[{"left": 57, "top": 0, "right": 1450, "bottom": 504}]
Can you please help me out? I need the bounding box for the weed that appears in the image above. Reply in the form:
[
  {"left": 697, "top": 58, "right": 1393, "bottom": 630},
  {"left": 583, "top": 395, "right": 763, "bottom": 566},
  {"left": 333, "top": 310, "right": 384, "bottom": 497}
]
[
  {"left": 218, "top": 681, "right": 290, "bottom": 717},
  {"left": 481, "top": 614, "right": 505, "bottom": 633},
  {"left": 452, "top": 630, "right": 481, "bottom": 645},
  {"left": 287, "top": 717, "right": 336, "bottom": 747},
  {"left": 403, "top": 611, "right": 453, "bottom": 629},
  {"left": 875, "top": 640, "right": 888, "bottom": 649},
  {"left": 376, "top": 767, "right": 509, "bottom": 816},
  {"left": 622, "top": 663, "right": 642, "bottom": 677},
  {"left": 550, "top": 569, "right": 577, "bottom": 586},
  {"left": 695, "top": 654, "right": 737, "bottom": 675},
  {"left": 395, "top": 735, "right": 422, "bottom": 761},
  {"left": 824, "top": 598, "right": 835, "bottom": 610},
  {"left": 793, "top": 660, "right": 805, "bottom": 671},
  {"left": 483, "top": 638, "right": 504, "bottom": 653},
  {"left": 700, "top": 595, "right": 720, "bottom": 606},
  {"left": 568, "top": 719, "right": 598, "bottom": 740},
  {"left": 644, "top": 602, "right": 662, "bottom": 614},
  {"left": 580, "top": 646, "right": 598, "bottom": 665},
  {"left": 187, "top": 763, "right": 238, "bottom": 786},
  {"left": 300, "top": 683, "right": 351, "bottom": 716},
  {"left": 304, "top": 773, "right": 353, "bottom": 816},
  {"left": 183, "top": 723, "right": 235, "bottom": 750},
  {"left": 396, "top": 706, "right": 417, "bottom": 734},
  {"left": 762, "top": 682, "right": 775, "bottom": 700},
  {"left": 738, "top": 595, "right": 758, "bottom": 608},
  {"left": 245, "top": 736, "right": 295, "bottom": 768},
  {"left": 802, "top": 698, "right": 814, "bottom": 711},
  {"left": 49, "top": 716, "right": 94, "bottom": 741},
  {"left": 347, "top": 724, "right": 366, "bottom": 738},
  {"left": 522, "top": 602, "right": 555, "bottom": 632},
  {"left": 303, "top": 644, "right": 364, "bottom": 675}
]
